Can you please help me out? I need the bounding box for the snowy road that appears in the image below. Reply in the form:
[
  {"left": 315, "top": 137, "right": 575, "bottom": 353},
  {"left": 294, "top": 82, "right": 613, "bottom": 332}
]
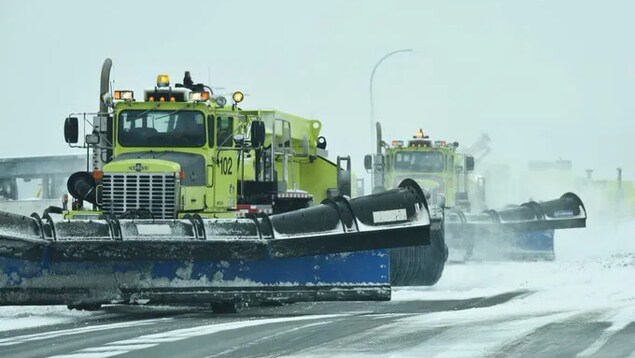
[{"left": 1, "top": 253, "right": 634, "bottom": 358}]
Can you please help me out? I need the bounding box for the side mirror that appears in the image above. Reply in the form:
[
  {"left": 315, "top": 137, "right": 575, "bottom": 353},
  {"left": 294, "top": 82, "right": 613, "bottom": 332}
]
[
  {"left": 250, "top": 121, "right": 265, "bottom": 148},
  {"left": 317, "top": 136, "right": 327, "bottom": 150},
  {"left": 466, "top": 156, "right": 475, "bottom": 172},
  {"left": 64, "top": 117, "right": 79, "bottom": 144},
  {"left": 364, "top": 155, "right": 372, "bottom": 171}
]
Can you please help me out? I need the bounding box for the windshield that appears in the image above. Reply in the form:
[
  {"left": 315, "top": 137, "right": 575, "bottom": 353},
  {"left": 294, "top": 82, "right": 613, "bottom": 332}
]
[
  {"left": 394, "top": 151, "right": 445, "bottom": 172},
  {"left": 118, "top": 110, "right": 206, "bottom": 147}
]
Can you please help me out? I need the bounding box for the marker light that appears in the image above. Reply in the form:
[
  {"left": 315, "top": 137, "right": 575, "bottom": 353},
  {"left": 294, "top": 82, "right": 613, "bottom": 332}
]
[
  {"left": 114, "top": 90, "right": 134, "bottom": 101},
  {"left": 92, "top": 170, "right": 103, "bottom": 181},
  {"left": 232, "top": 91, "right": 244, "bottom": 103},
  {"left": 215, "top": 96, "right": 227, "bottom": 107},
  {"left": 190, "top": 92, "right": 210, "bottom": 101},
  {"left": 157, "top": 74, "right": 170, "bottom": 87},
  {"left": 149, "top": 96, "right": 155, "bottom": 102}
]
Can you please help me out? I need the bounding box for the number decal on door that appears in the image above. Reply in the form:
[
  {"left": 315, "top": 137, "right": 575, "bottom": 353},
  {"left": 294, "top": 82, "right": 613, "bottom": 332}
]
[{"left": 220, "top": 157, "right": 233, "bottom": 175}]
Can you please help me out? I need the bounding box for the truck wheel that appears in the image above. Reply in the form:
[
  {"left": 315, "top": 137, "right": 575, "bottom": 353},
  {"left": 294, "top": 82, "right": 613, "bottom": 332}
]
[
  {"left": 390, "top": 225, "right": 448, "bottom": 286},
  {"left": 67, "top": 303, "right": 102, "bottom": 311},
  {"left": 210, "top": 301, "right": 239, "bottom": 314}
]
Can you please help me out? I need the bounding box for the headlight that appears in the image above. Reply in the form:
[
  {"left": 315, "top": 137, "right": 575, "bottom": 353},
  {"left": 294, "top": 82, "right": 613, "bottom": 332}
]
[
  {"left": 114, "top": 90, "right": 134, "bottom": 101},
  {"left": 190, "top": 91, "right": 210, "bottom": 101},
  {"left": 215, "top": 96, "right": 227, "bottom": 107},
  {"left": 232, "top": 91, "right": 244, "bottom": 103}
]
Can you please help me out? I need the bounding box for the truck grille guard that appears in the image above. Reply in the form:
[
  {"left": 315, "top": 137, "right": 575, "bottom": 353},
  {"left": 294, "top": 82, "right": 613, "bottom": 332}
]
[{"left": 102, "top": 173, "right": 179, "bottom": 219}]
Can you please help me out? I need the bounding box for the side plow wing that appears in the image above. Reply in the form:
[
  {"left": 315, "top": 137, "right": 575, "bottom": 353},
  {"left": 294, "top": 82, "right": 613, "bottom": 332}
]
[
  {"left": 446, "top": 192, "right": 586, "bottom": 234},
  {"left": 0, "top": 180, "right": 430, "bottom": 262},
  {"left": 445, "top": 193, "right": 587, "bottom": 261}
]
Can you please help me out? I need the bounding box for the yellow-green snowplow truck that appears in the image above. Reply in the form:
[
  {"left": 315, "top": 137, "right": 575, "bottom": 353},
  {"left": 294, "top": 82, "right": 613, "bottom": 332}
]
[
  {"left": 365, "top": 122, "right": 587, "bottom": 267},
  {"left": 0, "top": 59, "right": 439, "bottom": 309}
]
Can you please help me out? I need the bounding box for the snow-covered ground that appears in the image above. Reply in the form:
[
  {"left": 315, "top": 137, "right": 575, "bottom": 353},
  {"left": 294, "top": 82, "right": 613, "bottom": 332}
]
[
  {"left": 393, "top": 220, "right": 635, "bottom": 338},
  {"left": 394, "top": 252, "right": 635, "bottom": 312},
  {"left": 0, "top": 306, "right": 105, "bottom": 332},
  {"left": 1, "top": 220, "right": 633, "bottom": 341},
  {"left": 395, "top": 221, "right": 635, "bottom": 304}
]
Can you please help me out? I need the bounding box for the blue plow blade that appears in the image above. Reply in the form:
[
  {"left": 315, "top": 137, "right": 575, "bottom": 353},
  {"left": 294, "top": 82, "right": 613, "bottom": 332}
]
[
  {"left": 446, "top": 192, "right": 585, "bottom": 262},
  {"left": 508, "top": 229, "right": 555, "bottom": 260},
  {"left": 0, "top": 250, "right": 390, "bottom": 306}
]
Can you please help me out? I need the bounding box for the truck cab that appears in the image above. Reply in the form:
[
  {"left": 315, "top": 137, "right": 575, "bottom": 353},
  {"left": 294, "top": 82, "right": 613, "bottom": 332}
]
[
  {"left": 64, "top": 73, "right": 345, "bottom": 220},
  {"left": 365, "top": 128, "right": 476, "bottom": 210}
]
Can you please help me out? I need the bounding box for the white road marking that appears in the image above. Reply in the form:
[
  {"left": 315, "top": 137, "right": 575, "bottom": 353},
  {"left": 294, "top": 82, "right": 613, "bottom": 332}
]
[
  {"left": 81, "top": 344, "right": 157, "bottom": 352},
  {"left": 107, "top": 337, "right": 183, "bottom": 345},
  {"left": 48, "top": 314, "right": 345, "bottom": 358},
  {"left": 369, "top": 313, "right": 411, "bottom": 320},
  {"left": 45, "top": 353, "right": 123, "bottom": 358},
  {"left": 0, "top": 318, "right": 171, "bottom": 347}
]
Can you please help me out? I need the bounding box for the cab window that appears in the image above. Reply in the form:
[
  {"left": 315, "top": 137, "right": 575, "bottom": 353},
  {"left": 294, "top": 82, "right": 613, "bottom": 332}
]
[
  {"left": 118, "top": 110, "right": 205, "bottom": 147},
  {"left": 216, "top": 117, "right": 234, "bottom": 147},
  {"left": 207, "top": 115, "right": 215, "bottom": 147}
]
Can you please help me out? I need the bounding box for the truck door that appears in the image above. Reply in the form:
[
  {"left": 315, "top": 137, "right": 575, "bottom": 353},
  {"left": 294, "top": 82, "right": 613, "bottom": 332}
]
[{"left": 211, "top": 116, "right": 238, "bottom": 210}]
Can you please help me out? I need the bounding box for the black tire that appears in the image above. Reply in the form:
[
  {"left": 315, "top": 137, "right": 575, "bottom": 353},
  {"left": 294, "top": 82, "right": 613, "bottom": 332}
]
[
  {"left": 67, "top": 303, "right": 102, "bottom": 311},
  {"left": 390, "top": 225, "right": 448, "bottom": 286},
  {"left": 210, "top": 301, "right": 239, "bottom": 314}
]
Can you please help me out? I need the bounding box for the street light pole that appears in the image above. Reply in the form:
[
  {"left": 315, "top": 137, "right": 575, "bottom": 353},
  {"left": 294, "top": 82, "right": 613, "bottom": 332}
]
[
  {"left": 369, "top": 49, "right": 413, "bottom": 153},
  {"left": 369, "top": 49, "right": 413, "bottom": 189}
]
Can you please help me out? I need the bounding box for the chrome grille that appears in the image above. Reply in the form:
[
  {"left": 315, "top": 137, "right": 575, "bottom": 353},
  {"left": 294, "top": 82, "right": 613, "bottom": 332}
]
[{"left": 102, "top": 173, "right": 178, "bottom": 219}]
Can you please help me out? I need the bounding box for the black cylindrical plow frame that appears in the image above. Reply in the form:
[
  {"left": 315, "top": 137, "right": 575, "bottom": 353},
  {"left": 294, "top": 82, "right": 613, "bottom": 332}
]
[
  {"left": 0, "top": 180, "right": 432, "bottom": 262},
  {"left": 446, "top": 192, "right": 587, "bottom": 232}
]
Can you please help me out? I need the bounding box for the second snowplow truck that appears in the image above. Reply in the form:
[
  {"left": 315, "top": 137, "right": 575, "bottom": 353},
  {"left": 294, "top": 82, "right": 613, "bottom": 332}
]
[
  {"left": 365, "top": 123, "right": 587, "bottom": 271},
  {"left": 0, "top": 59, "right": 436, "bottom": 309}
]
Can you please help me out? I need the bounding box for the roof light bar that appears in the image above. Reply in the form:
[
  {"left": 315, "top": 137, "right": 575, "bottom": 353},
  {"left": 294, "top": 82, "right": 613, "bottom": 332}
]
[{"left": 113, "top": 90, "right": 134, "bottom": 101}]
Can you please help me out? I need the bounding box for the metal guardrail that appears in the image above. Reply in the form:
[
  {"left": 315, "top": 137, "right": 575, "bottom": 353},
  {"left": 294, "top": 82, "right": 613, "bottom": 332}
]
[{"left": 0, "top": 154, "right": 85, "bottom": 200}]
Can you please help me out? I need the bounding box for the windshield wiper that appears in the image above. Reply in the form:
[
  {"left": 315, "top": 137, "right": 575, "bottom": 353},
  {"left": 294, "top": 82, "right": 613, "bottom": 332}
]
[
  {"left": 128, "top": 105, "right": 160, "bottom": 120},
  {"left": 152, "top": 106, "right": 191, "bottom": 121}
]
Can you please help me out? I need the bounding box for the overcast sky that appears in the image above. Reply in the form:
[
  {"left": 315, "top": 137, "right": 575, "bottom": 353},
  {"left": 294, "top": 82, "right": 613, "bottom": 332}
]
[{"left": 1, "top": 0, "right": 633, "bottom": 182}]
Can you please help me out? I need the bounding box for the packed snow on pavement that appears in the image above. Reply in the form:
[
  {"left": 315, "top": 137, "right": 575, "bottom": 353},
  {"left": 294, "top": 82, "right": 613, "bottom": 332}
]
[{"left": 1, "top": 220, "right": 633, "bottom": 334}]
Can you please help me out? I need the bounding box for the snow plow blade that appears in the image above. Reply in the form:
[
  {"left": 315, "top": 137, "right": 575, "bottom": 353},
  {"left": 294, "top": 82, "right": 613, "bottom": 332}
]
[
  {"left": 0, "top": 180, "right": 429, "bottom": 306},
  {"left": 446, "top": 192, "right": 586, "bottom": 233},
  {"left": 446, "top": 192, "right": 586, "bottom": 261},
  {"left": 0, "top": 180, "right": 430, "bottom": 262},
  {"left": 268, "top": 180, "right": 431, "bottom": 257}
]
